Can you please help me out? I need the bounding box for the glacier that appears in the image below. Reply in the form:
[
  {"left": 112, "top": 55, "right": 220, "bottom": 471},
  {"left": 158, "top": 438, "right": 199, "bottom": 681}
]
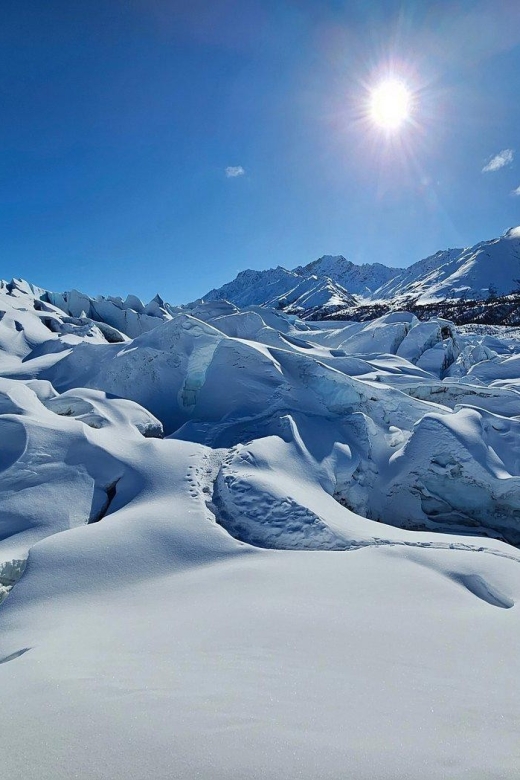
[{"left": 0, "top": 273, "right": 520, "bottom": 779}]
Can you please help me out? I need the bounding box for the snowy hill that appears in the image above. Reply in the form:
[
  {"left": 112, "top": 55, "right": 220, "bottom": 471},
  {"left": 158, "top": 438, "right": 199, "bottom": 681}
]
[
  {"left": 198, "top": 227, "right": 520, "bottom": 318},
  {"left": 1, "top": 273, "right": 520, "bottom": 778}
]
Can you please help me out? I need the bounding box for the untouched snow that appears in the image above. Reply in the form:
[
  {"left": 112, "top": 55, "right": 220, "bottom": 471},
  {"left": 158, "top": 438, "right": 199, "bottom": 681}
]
[{"left": 1, "top": 279, "right": 520, "bottom": 779}]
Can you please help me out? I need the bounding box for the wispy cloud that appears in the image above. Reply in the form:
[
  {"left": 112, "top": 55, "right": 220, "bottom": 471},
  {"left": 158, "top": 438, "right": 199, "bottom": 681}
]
[
  {"left": 482, "top": 149, "right": 514, "bottom": 172},
  {"left": 225, "top": 165, "right": 245, "bottom": 178},
  {"left": 511, "top": 185, "right": 520, "bottom": 196}
]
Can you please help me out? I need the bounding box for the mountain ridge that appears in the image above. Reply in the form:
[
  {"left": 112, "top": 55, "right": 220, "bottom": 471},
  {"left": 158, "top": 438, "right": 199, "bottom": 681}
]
[
  {"left": 197, "top": 227, "right": 520, "bottom": 317},
  {"left": 3, "top": 227, "right": 520, "bottom": 328}
]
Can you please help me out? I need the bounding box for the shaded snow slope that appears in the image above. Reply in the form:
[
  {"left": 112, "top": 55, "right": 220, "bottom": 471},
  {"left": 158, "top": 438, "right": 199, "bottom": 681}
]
[{"left": 1, "top": 279, "right": 520, "bottom": 778}]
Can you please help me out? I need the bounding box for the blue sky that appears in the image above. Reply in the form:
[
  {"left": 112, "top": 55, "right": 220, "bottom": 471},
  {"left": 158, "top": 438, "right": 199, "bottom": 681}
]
[{"left": 2, "top": 0, "right": 520, "bottom": 303}]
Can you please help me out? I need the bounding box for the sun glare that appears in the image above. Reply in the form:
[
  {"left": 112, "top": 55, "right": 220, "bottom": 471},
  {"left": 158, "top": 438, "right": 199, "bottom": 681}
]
[{"left": 370, "top": 79, "right": 411, "bottom": 130}]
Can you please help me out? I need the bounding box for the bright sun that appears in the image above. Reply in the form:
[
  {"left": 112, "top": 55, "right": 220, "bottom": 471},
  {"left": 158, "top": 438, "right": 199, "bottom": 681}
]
[{"left": 370, "top": 79, "right": 411, "bottom": 130}]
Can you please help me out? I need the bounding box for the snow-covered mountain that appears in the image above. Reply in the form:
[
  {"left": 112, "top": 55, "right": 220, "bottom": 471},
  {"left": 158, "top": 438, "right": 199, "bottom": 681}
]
[
  {"left": 374, "top": 228, "right": 520, "bottom": 303},
  {"left": 371, "top": 247, "right": 465, "bottom": 301},
  {"left": 2, "top": 269, "right": 520, "bottom": 778},
  {"left": 200, "top": 265, "right": 356, "bottom": 315},
  {"left": 295, "top": 254, "right": 396, "bottom": 295},
  {"left": 198, "top": 256, "right": 386, "bottom": 314},
  {"left": 199, "top": 227, "right": 520, "bottom": 317}
]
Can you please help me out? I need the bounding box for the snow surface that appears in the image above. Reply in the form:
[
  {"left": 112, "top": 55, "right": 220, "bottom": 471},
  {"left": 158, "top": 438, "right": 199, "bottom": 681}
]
[{"left": 1, "top": 279, "right": 520, "bottom": 778}]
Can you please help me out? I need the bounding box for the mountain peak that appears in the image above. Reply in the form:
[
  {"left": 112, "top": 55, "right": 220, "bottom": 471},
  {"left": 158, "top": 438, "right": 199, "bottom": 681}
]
[{"left": 504, "top": 226, "right": 520, "bottom": 239}]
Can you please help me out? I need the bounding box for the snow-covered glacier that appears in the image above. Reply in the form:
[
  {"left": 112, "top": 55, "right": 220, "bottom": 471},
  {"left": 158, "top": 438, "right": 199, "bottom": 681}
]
[{"left": 1, "top": 279, "right": 520, "bottom": 779}]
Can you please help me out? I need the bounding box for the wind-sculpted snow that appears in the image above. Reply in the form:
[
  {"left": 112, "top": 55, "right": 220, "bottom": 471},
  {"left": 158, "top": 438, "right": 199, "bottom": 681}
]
[
  {"left": 1, "top": 279, "right": 520, "bottom": 779},
  {"left": 2, "top": 279, "right": 520, "bottom": 544},
  {"left": 0, "top": 377, "right": 162, "bottom": 559},
  {"left": 381, "top": 408, "right": 520, "bottom": 544},
  {"left": 0, "top": 277, "right": 178, "bottom": 340},
  {"left": 43, "top": 286, "right": 176, "bottom": 338}
]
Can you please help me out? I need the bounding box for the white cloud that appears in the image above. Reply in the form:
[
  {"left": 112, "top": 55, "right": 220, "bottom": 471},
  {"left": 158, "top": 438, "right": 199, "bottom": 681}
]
[
  {"left": 225, "top": 165, "right": 245, "bottom": 178},
  {"left": 482, "top": 149, "right": 514, "bottom": 172},
  {"left": 511, "top": 185, "right": 520, "bottom": 196}
]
